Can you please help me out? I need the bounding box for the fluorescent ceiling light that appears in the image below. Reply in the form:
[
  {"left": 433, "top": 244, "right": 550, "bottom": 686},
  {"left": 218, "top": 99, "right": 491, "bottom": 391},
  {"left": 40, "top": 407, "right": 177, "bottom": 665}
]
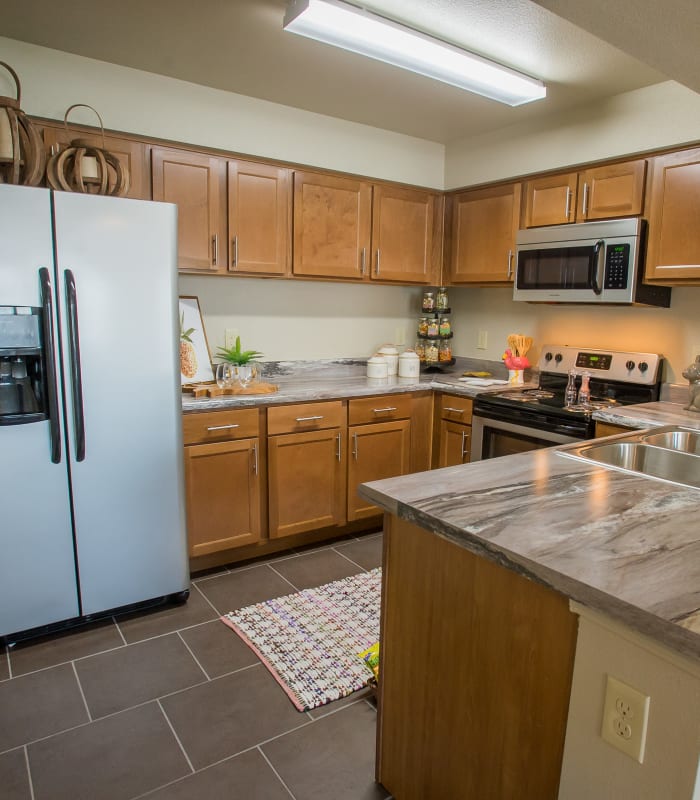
[{"left": 283, "top": 0, "right": 546, "bottom": 106}]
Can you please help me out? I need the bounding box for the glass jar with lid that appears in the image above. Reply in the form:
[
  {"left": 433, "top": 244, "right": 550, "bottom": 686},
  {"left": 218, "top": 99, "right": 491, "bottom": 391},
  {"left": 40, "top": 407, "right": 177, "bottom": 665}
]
[
  {"left": 436, "top": 287, "right": 449, "bottom": 311},
  {"left": 439, "top": 317, "right": 451, "bottom": 337},
  {"left": 417, "top": 317, "right": 429, "bottom": 337},
  {"left": 424, "top": 341, "right": 439, "bottom": 364},
  {"left": 427, "top": 318, "right": 439, "bottom": 337},
  {"left": 414, "top": 340, "right": 426, "bottom": 361},
  {"left": 422, "top": 292, "right": 435, "bottom": 312},
  {"left": 438, "top": 339, "right": 453, "bottom": 362}
]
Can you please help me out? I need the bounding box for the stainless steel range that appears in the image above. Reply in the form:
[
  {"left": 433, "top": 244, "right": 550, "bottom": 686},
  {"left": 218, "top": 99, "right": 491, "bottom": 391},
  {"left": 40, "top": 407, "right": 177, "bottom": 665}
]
[{"left": 471, "top": 345, "right": 662, "bottom": 461}]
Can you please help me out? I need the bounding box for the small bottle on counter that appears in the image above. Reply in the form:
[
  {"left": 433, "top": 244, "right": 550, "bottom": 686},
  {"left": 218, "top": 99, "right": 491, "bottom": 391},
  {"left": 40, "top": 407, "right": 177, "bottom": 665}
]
[
  {"left": 565, "top": 369, "right": 578, "bottom": 407},
  {"left": 422, "top": 292, "right": 435, "bottom": 312},
  {"left": 436, "top": 287, "right": 449, "bottom": 311},
  {"left": 578, "top": 371, "right": 591, "bottom": 406}
]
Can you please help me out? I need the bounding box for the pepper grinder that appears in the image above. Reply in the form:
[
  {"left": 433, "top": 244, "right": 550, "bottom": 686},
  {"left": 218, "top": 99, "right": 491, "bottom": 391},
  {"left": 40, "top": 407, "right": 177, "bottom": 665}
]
[{"left": 682, "top": 355, "right": 700, "bottom": 412}]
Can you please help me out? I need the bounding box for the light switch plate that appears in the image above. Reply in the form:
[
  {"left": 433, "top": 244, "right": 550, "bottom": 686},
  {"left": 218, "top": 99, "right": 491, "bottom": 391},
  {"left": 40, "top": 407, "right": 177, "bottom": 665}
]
[
  {"left": 601, "top": 674, "right": 650, "bottom": 763},
  {"left": 477, "top": 330, "right": 488, "bottom": 350},
  {"left": 224, "top": 328, "right": 239, "bottom": 350}
]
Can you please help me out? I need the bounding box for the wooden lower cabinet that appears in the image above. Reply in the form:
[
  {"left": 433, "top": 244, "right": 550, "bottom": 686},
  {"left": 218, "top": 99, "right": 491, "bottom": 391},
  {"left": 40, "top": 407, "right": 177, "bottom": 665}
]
[
  {"left": 268, "top": 427, "right": 346, "bottom": 538},
  {"left": 184, "top": 438, "right": 262, "bottom": 557},
  {"left": 595, "top": 421, "right": 634, "bottom": 437},
  {"left": 438, "top": 420, "right": 471, "bottom": 466},
  {"left": 347, "top": 419, "right": 411, "bottom": 521},
  {"left": 377, "top": 516, "right": 578, "bottom": 800}
]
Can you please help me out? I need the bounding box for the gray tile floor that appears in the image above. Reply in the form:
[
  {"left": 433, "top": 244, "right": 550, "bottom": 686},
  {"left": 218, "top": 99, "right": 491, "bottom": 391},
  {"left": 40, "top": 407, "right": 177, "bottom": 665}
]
[{"left": 0, "top": 532, "right": 389, "bottom": 800}]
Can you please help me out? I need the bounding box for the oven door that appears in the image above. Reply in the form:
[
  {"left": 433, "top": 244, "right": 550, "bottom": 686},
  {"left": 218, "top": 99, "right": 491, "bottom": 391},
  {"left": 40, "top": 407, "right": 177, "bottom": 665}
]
[{"left": 471, "top": 413, "right": 582, "bottom": 461}]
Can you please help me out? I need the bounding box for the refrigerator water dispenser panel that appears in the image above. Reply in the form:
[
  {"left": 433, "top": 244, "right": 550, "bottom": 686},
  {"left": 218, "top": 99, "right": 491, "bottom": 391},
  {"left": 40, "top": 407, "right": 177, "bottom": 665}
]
[{"left": 0, "top": 307, "right": 45, "bottom": 423}]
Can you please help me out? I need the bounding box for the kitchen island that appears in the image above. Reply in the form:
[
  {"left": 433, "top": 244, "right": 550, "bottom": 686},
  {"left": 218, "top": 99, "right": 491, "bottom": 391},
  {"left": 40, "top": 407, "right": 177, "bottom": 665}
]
[{"left": 360, "top": 405, "right": 700, "bottom": 800}]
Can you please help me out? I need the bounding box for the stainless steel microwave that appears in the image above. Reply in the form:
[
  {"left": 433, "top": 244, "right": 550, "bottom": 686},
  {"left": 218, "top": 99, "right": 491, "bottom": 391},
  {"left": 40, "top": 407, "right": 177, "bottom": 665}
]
[{"left": 513, "top": 217, "right": 671, "bottom": 307}]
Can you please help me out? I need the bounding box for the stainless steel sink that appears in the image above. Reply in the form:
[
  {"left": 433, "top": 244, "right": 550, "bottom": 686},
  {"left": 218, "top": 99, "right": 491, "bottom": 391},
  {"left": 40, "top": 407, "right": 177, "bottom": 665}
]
[{"left": 557, "top": 425, "right": 700, "bottom": 489}]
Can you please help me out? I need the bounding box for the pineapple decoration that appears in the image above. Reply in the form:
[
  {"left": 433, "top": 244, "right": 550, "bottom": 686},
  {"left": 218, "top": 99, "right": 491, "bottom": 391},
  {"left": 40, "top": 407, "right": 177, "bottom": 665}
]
[{"left": 179, "top": 311, "right": 198, "bottom": 380}]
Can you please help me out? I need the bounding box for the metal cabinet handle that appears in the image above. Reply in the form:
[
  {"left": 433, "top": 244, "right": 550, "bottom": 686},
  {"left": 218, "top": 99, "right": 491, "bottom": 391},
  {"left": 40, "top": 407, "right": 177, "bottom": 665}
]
[
  {"left": 375, "top": 249, "right": 380, "bottom": 276},
  {"left": 352, "top": 432, "right": 359, "bottom": 460},
  {"left": 295, "top": 415, "right": 324, "bottom": 422},
  {"left": 231, "top": 235, "right": 238, "bottom": 268},
  {"left": 565, "top": 188, "right": 572, "bottom": 220},
  {"left": 336, "top": 432, "right": 342, "bottom": 461},
  {"left": 581, "top": 183, "right": 589, "bottom": 218},
  {"left": 461, "top": 430, "right": 470, "bottom": 460},
  {"left": 212, "top": 234, "right": 219, "bottom": 265},
  {"left": 206, "top": 423, "right": 240, "bottom": 431},
  {"left": 507, "top": 249, "right": 513, "bottom": 278},
  {"left": 373, "top": 407, "right": 397, "bottom": 413},
  {"left": 360, "top": 247, "right": 366, "bottom": 276},
  {"left": 443, "top": 407, "right": 464, "bottom": 414},
  {"left": 252, "top": 442, "right": 258, "bottom": 475}
]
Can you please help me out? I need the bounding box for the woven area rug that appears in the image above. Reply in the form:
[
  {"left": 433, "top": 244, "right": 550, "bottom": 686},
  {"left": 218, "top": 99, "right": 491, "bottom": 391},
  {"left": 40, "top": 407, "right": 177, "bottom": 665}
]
[{"left": 221, "top": 568, "right": 381, "bottom": 712}]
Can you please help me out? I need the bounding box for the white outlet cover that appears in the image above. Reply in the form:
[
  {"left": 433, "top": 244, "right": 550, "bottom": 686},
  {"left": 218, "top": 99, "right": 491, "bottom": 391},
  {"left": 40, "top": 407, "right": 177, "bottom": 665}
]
[{"left": 601, "top": 674, "right": 650, "bottom": 763}]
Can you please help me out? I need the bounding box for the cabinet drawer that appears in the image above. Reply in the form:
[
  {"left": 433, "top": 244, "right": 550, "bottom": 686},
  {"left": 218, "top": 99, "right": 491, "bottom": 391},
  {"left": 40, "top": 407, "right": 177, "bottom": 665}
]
[
  {"left": 183, "top": 408, "right": 260, "bottom": 445},
  {"left": 348, "top": 394, "right": 412, "bottom": 425},
  {"left": 439, "top": 394, "right": 473, "bottom": 422},
  {"left": 268, "top": 400, "right": 345, "bottom": 435}
]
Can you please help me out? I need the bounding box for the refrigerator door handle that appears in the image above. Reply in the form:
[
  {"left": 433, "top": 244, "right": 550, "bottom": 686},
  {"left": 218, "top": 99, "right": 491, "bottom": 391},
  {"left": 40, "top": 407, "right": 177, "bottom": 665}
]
[
  {"left": 64, "top": 269, "right": 86, "bottom": 462},
  {"left": 39, "top": 267, "right": 62, "bottom": 464}
]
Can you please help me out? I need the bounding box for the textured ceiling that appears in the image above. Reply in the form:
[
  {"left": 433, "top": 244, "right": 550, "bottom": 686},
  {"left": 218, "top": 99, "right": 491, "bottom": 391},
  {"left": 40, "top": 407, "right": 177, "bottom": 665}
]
[{"left": 0, "top": 0, "right": 673, "bottom": 143}]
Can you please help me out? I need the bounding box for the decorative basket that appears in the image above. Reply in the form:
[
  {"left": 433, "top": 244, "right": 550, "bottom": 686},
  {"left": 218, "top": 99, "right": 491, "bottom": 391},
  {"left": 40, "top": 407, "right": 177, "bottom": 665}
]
[
  {"left": 46, "top": 104, "right": 129, "bottom": 196},
  {"left": 0, "top": 61, "right": 45, "bottom": 186}
]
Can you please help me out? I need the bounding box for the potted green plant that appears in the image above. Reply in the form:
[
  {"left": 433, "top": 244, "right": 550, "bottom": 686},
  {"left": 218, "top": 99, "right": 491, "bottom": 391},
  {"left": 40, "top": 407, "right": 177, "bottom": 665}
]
[{"left": 216, "top": 336, "right": 264, "bottom": 387}]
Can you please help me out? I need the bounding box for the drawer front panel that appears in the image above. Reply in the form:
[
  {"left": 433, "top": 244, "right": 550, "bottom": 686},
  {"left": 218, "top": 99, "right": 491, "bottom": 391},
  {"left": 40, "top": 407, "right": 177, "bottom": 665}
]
[
  {"left": 183, "top": 408, "right": 260, "bottom": 445},
  {"left": 348, "top": 394, "right": 412, "bottom": 425},
  {"left": 439, "top": 394, "right": 473, "bottom": 423},
  {"left": 268, "top": 400, "right": 345, "bottom": 435}
]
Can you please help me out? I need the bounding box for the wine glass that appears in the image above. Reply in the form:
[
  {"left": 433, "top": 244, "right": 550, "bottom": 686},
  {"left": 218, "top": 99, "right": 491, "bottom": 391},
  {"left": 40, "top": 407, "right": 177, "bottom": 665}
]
[
  {"left": 216, "top": 363, "right": 234, "bottom": 388},
  {"left": 236, "top": 362, "right": 258, "bottom": 389}
]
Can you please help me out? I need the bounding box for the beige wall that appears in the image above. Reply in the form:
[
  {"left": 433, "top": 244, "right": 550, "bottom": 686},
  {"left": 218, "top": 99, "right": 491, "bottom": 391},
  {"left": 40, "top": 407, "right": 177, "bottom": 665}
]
[{"left": 559, "top": 605, "right": 700, "bottom": 800}]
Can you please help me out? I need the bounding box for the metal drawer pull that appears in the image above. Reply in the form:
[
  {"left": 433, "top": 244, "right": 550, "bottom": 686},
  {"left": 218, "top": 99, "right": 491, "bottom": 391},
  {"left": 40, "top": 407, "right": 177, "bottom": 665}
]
[
  {"left": 252, "top": 442, "right": 259, "bottom": 475},
  {"left": 231, "top": 235, "right": 238, "bottom": 268},
  {"left": 206, "top": 423, "right": 240, "bottom": 431},
  {"left": 565, "top": 187, "right": 572, "bottom": 220},
  {"left": 352, "top": 432, "right": 359, "bottom": 460},
  {"left": 336, "top": 432, "right": 342, "bottom": 461},
  {"left": 581, "top": 183, "right": 589, "bottom": 218},
  {"left": 443, "top": 407, "right": 464, "bottom": 414},
  {"left": 375, "top": 249, "right": 381, "bottom": 276},
  {"left": 373, "top": 407, "right": 397, "bottom": 413},
  {"left": 212, "top": 234, "right": 219, "bottom": 265},
  {"left": 360, "top": 247, "right": 367, "bottom": 275},
  {"left": 295, "top": 415, "right": 324, "bottom": 422},
  {"left": 507, "top": 249, "right": 513, "bottom": 278},
  {"left": 461, "top": 430, "right": 470, "bottom": 459}
]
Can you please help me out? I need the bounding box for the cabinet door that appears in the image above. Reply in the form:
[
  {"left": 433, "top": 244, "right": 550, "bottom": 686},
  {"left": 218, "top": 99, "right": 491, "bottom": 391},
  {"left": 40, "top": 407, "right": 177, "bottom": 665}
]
[
  {"left": 449, "top": 183, "right": 521, "bottom": 284},
  {"left": 184, "top": 438, "right": 261, "bottom": 557},
  {"left": 152, "top": 147, "right": 226, "bottom": 272},
  {"left": 268, "top": 428, "right": 346, "bottom": 538},
  {"left": 292, "top": 171, "right": 371, "bottom": 279},
  {"left": 371, "top": 185, "right": 440, "bottom": 284},
  {"left": 348, "top": 420, "right": 410, "bottom": 521},
  {"left": 228, "top": 160, "right": 290, "bottom": 275},
  {"left": 439, "top": 421, "right": 471, "bottom": 467},
  {"left": 577, "top": 160, "right": 646, "bottom": 221},
  {"left": 645, "top": 147, "right": 700, "bottom": 282},
  {"left": 523, "top": 173, "right": 578, "bottom": 227},
  {"left": 43, "top": 124, "right": 148, "bottom": 200}
]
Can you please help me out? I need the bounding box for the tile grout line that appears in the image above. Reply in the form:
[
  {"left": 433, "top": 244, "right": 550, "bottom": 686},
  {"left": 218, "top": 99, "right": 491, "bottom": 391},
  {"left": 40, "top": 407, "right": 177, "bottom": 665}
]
[
  {"left": 266, "top": 563, "right": 301, "bottom": 592},
  {"left": 190, "top": 580, "right": 224, "bottom": 616},
  {"left": 112, "top": 614, "right": 128, "bottom": 646},
  {"left": 23, "top": 745, "right": 36, "bottom": 800},
  {"left": 4, "top": 644, "right": 11, "bottom": 680},
  {"left": 70, "top": 661, "right": 93, "bottom": 722},
  {"left": 257, "top": 745, "right": 298, "bottom": 799},
  {"left": 331, "top": 547, "right": 371, "bottom": 572},
  {"left": 176, "top": 630, "right": 211, "bottom": 682},
  {"left": 8, "top": 640, "right": 131, "bottom": 681},
  {"left": 156, "top": 698, "right": 196, "bottom": 775}
]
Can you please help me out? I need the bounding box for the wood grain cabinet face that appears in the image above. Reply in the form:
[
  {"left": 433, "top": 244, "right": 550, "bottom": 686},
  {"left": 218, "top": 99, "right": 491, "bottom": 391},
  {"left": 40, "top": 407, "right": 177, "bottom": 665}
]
[
  {"left": 151, "top": 147, "right": 226, "bottom": 272},
  {"left": 292, "top": 171, "right": 372, "bottom": 280},
  {"left": 228, "top": 160, "right": 290, "bottom": 275},
  {"left": 448, "top": 183, "right": 521, "bottom": 284},
  {"left": 371, "top": 185, "right": 441, "bottom": 284},
  {"left": 523, "top": 172, "right": 579, "bottom": 228},
  {"left": 645, "top": 147, "right": 700, "bottom": 282},
  {"left": 42, "top": 124, "right": 148, "bottom": 200},
  {"left": 439, "top": 421, "right": 471, "bottom": 467}
]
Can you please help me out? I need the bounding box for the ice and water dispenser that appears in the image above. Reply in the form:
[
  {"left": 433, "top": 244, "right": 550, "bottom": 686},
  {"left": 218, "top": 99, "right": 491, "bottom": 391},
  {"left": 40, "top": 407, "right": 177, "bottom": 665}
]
[{"left": 0, "top": 307, "right": 46, "bottom": 423}]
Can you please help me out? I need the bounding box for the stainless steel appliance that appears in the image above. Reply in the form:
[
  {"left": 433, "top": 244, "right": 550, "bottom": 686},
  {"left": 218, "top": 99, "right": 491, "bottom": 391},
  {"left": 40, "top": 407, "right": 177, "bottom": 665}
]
[
  {"left": 0, "top": 184, "right": 188, "bottom": 641},
  {"left": 513, "top": 218, "right": 671, "bottom": 307},
  {"left": 472, "top": 345, "right": 662, "bottom": 461}
]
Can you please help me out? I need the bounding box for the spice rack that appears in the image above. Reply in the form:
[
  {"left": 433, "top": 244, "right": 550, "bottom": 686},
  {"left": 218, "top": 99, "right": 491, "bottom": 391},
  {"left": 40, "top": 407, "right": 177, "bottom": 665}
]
[{"left": 416, "top": 287, "right": 455, "bottom": 371}]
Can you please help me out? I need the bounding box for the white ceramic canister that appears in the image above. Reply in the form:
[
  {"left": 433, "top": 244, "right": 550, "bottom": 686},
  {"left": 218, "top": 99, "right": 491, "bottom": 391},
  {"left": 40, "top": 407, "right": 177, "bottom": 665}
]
[
  {"left": 366, "top": 354, "right": 389, "bottom": 379},
  {"left": 377, "top": 344, "right": 399, "bottom": 376},
  {"left": 398, "top": 349, "right": 420, "bottom": 378}
]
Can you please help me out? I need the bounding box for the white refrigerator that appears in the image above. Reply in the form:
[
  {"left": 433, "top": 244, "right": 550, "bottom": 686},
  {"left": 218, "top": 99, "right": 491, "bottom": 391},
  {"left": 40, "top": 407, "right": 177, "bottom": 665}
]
[{"left": 0, "top": 184, "right": 188, "bottom": 639}]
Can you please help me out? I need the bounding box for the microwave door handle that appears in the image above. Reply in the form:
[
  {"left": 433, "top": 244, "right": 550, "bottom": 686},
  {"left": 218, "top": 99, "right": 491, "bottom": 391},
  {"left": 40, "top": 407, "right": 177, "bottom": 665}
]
[{"left": 590, "top": 239, "right": 604, "bottom": 295}]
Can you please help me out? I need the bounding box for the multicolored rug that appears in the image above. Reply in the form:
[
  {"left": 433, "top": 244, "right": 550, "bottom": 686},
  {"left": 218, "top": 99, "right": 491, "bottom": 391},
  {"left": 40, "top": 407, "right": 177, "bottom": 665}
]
[{"left": 221, "top": 568, "right": 381, "bottom": 712}]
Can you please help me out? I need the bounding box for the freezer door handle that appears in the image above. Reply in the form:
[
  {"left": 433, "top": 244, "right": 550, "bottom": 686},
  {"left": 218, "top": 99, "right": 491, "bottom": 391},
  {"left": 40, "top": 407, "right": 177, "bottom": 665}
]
[
  {"left": 65, "top": 269, "right": 86, "bottom": 462},
  {"left": 39, "top": 267, "right": 62, "bottom": 464}
]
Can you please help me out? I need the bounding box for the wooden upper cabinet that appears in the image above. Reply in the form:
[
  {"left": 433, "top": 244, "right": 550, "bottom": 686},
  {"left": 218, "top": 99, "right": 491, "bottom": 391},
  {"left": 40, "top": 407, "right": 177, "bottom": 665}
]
[
  {"left": 42, "top": 124, "right": 148, "bottom": 200},
  {"left": 523, "top": 160, "right": 646, "bottom": 227},
  {"left": 645, "top": 147, "right": 700, "bottom": 282},
  {"left": 523, "top": 172, "right": 578, "bottom": 227},
  {"left": 228, "top": 160, "right": 290, "bottom": 276},
  {"left": 151, "top": 147, "right": 226, "bottom": 272},
  {"left": 292, "top": 171, "right": 372, "bottom": 280},
  {"left": 371, "top": 185, "right": 441, "bottom": 284},
  {"left": 448, "top": 182, "right": 521, "bottom": 284}
]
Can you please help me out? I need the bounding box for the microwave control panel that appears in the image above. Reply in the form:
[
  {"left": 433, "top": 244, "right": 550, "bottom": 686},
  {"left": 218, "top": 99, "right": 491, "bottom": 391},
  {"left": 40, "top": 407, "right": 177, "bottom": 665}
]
[{"left": 604, "top": 243, "right": 630, "bottom": 289}]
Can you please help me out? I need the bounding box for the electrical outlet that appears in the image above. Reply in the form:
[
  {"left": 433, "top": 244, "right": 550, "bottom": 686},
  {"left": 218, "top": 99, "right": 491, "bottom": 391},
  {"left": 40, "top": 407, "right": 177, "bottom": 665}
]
[
  {"left": 224, "top": 328, "right": 239, "bottom": 350},
  {"left": 477, "top": 330, "right": 488, "bottom": 350},
  {"left": 601, "top": 675, "right": 650, "bottom": 763},
  {"left": 394, "top": 327, "right": 406, "bottom": 346}
]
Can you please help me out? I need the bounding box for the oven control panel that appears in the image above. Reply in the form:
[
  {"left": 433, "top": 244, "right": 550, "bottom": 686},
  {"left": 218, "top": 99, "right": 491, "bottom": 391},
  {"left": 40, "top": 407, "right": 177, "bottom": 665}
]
[{"left": 539, "top": 345, "right": 661, "bottom": 384}]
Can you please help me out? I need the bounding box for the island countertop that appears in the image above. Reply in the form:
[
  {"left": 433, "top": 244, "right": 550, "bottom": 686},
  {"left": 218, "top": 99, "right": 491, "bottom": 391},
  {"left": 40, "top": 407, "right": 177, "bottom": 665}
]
[{"left": 359, "top": 432, "right": 700, "bottom": 661}]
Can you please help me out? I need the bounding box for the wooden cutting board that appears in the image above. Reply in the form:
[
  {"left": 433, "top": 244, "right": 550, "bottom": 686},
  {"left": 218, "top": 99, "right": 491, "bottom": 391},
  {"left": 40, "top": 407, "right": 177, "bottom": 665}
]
[{"left": 183, "top": 381, "right": 279, "bottom": 398}]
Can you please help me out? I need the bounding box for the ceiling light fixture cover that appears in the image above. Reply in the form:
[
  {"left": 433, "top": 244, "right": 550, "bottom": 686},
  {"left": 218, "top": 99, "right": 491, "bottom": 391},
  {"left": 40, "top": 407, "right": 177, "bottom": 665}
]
[{"left": 283, "top": 0, "right": 546, "bottom": 106}]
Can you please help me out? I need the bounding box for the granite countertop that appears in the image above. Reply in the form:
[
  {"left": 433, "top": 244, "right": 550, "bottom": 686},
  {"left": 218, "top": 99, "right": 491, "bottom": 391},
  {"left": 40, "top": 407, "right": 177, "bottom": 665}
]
[
  {"left": 360, "top": 401, "right": 700, "bottom": 661},
  {"left": 182, "top": 357, "right": 517, "bottom": 412},
  {"left": 593, "top": 399, "right": 700, "bottom": 430}
]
